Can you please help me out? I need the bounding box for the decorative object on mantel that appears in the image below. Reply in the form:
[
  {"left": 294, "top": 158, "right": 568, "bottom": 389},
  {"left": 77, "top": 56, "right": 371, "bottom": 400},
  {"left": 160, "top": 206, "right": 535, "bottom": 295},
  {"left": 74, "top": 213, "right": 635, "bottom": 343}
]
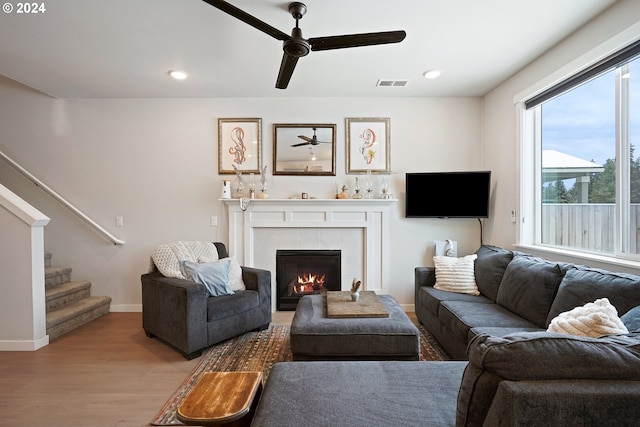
[
  {"left": 258, "top": 165, "right": 269, "bottom": 199},
  {"left": 221, "top": 180, "right": 231, "bottom": 199},
  {"left": 352, "top": 177, "right": 362, "bottom": 199},
  {"left": 232, "top": 165, "right": 244, "bottom": 198},
  {"left": 364, "top": 169, "right": 374, "bottom": 199},
  {"left": 346, "top": 117, "right": 391, "bottom": 174},
  {"left": 239, "top": 197, "right": 250, "bottom": 212},
  {"left": 248, "top": 173, "right": 256, "bottom": 199},
  {"left": 336, "top": 185, "right": 350, "bottom": 199},
  {"left": 380, "top": 174, "right": 391, "bottom": 199},
  {"left": 351, "top": 278, "right": 362, "bottom": 301},
  {"left": 218, "top": 118, "right": 262, "bottom": 174}
]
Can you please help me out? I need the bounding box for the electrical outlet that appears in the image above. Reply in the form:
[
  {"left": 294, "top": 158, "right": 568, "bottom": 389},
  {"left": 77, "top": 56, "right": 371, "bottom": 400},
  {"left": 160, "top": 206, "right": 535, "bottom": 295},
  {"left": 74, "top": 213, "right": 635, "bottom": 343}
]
[
  {"left": 116, "top": 216, "right": 124, "bottom": 227},
  {"left": 210, "top": 216, "right": 218, "bottom": 227}
]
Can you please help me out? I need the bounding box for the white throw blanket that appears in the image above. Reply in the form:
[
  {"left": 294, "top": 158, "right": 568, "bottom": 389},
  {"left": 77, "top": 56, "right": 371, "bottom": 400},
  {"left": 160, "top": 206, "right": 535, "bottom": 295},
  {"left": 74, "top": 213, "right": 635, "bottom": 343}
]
[
  {"left": 150, "top": 241, "right": 219, "bottom": 278},
  {"left": 546, "top": 298, "right": 629, "bottom": 338}
]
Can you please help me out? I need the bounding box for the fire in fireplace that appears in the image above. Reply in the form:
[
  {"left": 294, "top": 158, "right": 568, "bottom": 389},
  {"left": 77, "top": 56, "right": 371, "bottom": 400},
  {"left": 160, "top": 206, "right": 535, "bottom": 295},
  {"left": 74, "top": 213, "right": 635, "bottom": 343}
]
[{"left": 276, "top": 249, "right": 341, "bottom": 310}]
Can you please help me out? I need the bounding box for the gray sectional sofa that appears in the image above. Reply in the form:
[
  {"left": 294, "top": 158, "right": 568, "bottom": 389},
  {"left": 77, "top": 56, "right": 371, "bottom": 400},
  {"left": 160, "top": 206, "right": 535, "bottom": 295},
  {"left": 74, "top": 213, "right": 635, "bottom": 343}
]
[
  {"left": 251, "top": 245, "right": 640, "bottom": 426},
  {"left": 415, "top": 244, "right": 640, "bottom": 360},
  {"left": 252, "top": 331, "right": 640, "bottom": 426}
]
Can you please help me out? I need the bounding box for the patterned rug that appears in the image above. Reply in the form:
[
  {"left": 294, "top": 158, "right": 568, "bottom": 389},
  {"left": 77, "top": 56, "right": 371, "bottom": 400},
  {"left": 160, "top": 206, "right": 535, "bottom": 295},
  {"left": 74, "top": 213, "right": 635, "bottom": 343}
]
[{"left": 150, "top": 323, "right": 449, "bottom": 425}]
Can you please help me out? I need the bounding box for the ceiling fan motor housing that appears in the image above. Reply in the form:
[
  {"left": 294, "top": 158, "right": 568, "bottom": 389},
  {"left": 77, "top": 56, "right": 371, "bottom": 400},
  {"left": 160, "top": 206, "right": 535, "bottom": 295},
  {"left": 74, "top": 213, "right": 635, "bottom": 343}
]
[{"left": 284, "top": 27, "right": 310, "bottom": 57}]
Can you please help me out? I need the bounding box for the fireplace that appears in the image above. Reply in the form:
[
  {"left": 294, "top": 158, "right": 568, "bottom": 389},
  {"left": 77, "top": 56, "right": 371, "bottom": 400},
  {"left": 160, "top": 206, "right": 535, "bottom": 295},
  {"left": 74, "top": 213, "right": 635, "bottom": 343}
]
[{"left": 276, "top": 249, "right": 341, "bottom": 311}]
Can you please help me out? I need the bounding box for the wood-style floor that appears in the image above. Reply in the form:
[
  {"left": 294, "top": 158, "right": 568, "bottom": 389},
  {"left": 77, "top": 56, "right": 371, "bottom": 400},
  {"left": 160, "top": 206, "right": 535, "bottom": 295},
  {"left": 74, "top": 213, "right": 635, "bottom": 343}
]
[{"left": 0, "top": 312, "right": 294, "bottom": 427}]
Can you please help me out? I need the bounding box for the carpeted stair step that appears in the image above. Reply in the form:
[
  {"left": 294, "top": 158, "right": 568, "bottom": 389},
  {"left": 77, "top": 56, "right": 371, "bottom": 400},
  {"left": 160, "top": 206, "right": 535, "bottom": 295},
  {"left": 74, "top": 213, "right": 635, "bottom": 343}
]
[
  {"left": 46, "top": 296, "right": 111, "bottom": 340},
  {"left": 45, "top": 280, "right": 92, "bottom": 312},
  {"left": 45, "top": 266, "right": 72, "bottom": 288}
]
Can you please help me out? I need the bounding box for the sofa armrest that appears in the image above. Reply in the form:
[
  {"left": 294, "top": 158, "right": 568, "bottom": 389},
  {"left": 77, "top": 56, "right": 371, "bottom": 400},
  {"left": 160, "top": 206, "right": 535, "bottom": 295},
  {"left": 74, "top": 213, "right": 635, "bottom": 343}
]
[
  {"left": 141, "top": 271, "right": 208, "bottom": 356},
  {"left": 241, "top": 266, "right": 272, "bottom": 318},
  {"left": 415, "top": 267, "right": 435, "bottom": 309},
  {"left": 415, "top": 266, "right": 436, "bottom": 288},
  {"left": 483, "top": 379, "right": 640, "bottom": 427}
]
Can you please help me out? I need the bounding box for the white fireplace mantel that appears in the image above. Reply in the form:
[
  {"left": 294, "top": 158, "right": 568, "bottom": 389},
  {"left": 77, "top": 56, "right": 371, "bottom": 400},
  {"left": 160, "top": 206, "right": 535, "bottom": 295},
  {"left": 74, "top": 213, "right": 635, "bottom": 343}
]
[{"left": 221, "top": 198, "right": 396, "bottom": 302}]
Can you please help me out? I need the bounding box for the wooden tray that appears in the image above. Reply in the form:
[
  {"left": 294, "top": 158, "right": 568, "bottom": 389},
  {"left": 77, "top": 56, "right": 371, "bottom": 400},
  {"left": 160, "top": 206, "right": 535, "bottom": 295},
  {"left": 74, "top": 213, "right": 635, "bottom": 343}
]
[{"left": 326, "top": 291, "right": 389, "bottom": 318}]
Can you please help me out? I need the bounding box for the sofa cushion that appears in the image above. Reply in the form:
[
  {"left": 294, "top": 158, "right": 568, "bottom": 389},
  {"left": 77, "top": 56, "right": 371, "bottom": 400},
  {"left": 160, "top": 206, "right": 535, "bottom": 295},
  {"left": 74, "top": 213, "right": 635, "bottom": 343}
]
[
  {"left": 547, "top": 297, "right": 628, "bottom": 337},
  {"left": 546, "top": 266, "right": 640, "bottom": 326},
  {"left": 438, "top": 301, "right": 538, "bottom": 350},
  {"left": 207, "top": 289, "right": 260, "bottom": 321},
  {"left": 433, "top": 254, "right": 479, "bottom": 295},
  {"left": 474, "top": 245, "right": 514, "bottom": 301},
  {"left": 456, "top": 331, "right": 640, "bottom": 427},
  {"left": 496, "top": 255, "right": 567, "bottom": 328},
  {"left": 420, "top": 287, "right": 493, "bottom": 317},
  {"left": 180, "top": 259, "right": 234, "bottom": 297},
  {"left": 622, "top": 305, "right": 640, "bottom": 332}
]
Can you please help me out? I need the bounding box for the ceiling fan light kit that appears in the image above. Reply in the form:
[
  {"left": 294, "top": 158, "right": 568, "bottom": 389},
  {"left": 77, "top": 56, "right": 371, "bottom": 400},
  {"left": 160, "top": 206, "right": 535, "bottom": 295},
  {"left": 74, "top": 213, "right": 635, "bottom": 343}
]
[{"left": 203, "top": 0, "right": 406, "bottom": 89}]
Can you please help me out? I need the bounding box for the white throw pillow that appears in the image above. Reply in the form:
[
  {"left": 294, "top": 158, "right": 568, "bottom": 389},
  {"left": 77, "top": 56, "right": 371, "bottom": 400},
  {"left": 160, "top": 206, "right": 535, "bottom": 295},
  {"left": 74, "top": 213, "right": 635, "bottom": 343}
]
[
  {"left": 546, "top": 298, "right": 629, "bottom": 338},
  {"left": 180, "top": 259, "right": 234, "bottom": 297},
  {"left": 228, "top": 257, "right": 246, "bottom": 291},
  {"left": 433, "top": 254, "right": 479, "bottom": 295}
]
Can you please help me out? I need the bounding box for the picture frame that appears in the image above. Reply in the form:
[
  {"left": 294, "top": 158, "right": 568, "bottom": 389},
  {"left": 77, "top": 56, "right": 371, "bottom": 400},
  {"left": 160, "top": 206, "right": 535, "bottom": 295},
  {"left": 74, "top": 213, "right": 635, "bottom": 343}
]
[
  {"left": 273, "top": 123, "right": 336, "bottom": 176},
  {"left": 345, "top": 117, "right": 391, "bottom": 173},
  {"left": 218, "top": 118, "right": 262, "bottom": 174}
]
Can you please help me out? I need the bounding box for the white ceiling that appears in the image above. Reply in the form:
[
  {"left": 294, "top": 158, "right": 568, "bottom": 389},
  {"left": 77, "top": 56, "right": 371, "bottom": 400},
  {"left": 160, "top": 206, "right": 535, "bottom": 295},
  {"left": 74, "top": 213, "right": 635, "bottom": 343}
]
[{"left": 0, "top": 0, "right": 618, "bottom": 99}]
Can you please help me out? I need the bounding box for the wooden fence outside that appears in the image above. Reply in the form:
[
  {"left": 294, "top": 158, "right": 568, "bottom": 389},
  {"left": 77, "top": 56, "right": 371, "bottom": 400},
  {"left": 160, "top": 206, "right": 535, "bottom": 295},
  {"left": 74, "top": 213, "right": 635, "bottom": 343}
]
[{"left": 542, "top": 204, "right": 640, "bottom": 254}]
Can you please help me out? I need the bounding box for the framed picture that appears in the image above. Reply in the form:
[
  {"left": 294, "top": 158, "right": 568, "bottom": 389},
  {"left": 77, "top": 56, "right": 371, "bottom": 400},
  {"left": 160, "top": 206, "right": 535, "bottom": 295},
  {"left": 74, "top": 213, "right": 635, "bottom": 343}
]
[
  {"left": 345, "top": 117, "right": 391, "bottom": 173},
  {"left": 273, "top": 123, "right": 336, "bottom": 176},
  {"left": 218, "top": 118, "right": 262, "bottom": 174}
]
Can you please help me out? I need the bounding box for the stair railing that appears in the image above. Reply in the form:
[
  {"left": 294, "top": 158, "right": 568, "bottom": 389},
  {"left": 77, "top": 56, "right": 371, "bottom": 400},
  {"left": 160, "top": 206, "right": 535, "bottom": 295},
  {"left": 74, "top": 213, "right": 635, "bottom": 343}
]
[{"left": 0, "top": 149, "right": 125, "bottom": 245}]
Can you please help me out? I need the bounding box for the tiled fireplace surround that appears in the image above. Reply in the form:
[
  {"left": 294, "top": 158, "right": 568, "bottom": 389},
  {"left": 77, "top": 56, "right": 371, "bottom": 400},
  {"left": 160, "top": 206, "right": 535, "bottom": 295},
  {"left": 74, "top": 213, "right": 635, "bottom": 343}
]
[{"left": 222, "top": 199, "right": 396, "bottom": 312}]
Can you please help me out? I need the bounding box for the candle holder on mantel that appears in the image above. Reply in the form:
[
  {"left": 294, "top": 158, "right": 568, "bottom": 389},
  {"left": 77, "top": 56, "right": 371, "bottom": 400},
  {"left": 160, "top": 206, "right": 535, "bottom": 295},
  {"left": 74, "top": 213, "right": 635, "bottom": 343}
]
[{"left": 258, "top": 165, "right": 269, "bottom": 199}]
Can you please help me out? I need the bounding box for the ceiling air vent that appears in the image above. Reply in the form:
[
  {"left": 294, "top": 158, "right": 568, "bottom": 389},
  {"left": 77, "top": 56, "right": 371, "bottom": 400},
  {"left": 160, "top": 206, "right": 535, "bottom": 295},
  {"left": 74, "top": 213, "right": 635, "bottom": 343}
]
[{"left": 376, "top": 79, "right": 409, "bottom": 87}]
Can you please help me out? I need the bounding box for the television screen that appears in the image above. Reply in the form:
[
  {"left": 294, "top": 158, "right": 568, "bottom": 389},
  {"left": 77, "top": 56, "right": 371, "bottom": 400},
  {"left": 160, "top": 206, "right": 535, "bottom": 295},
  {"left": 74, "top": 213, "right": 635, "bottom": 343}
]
[{"left": 405, "top": 171, "right": 491, "bottom": 218}]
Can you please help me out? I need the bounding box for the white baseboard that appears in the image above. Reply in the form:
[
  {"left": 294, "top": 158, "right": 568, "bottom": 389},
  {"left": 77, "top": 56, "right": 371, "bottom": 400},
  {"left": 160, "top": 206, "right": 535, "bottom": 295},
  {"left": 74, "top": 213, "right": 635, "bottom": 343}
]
[
  {"left": 0, "top": 335, "right": 49, "bottom": 351},
  {"left": 109, "top": 304, "right": 142, "bottom": 312},
  {"left": 400, "top": 303, "right": 415, "bottom": 312}
]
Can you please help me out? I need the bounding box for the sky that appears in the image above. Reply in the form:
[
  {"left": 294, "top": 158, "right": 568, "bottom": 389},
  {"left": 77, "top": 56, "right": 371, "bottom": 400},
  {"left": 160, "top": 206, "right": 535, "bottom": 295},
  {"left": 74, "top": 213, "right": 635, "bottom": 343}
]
[{"left": 541, "top": 59, "right": 639, "bottom": 166}]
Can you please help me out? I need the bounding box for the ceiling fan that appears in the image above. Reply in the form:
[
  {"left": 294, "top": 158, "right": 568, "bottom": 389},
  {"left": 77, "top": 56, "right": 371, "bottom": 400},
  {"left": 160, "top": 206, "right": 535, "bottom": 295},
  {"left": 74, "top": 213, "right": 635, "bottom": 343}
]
[
  {"left": 202, "top": 0, "right": 407, "bottom": 89},
  {"left": 291, "top": 127, "right": 330, "bottom": 147}
]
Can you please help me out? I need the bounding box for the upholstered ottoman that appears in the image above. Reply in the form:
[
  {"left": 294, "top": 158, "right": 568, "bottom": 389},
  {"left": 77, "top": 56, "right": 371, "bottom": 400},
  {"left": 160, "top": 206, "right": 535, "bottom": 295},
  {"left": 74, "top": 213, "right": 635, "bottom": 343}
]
[
  {"left": 290, "top": 294, "right": 420, "bottom": 360},
  {"left": 251, "top": 361, "right": 464, "bottom": 427}
]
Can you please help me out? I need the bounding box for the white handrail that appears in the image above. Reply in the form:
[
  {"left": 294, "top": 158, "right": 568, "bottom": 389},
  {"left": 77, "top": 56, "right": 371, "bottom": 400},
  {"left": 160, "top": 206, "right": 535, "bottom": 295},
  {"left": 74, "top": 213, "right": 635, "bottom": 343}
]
[{"left": 0, "top": 149, "right": 125, "bottom": 245}]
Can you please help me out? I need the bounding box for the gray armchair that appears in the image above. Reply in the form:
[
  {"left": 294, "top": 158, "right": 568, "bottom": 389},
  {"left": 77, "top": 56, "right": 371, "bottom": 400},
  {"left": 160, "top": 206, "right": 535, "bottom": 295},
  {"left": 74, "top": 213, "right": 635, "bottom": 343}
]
[{"left": 141, "top": 242, "right": 272, "bottom": 359}]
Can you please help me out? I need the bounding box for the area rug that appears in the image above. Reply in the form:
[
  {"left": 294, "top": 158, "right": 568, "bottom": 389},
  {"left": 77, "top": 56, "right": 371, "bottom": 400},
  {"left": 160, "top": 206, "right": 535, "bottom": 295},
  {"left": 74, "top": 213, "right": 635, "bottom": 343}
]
[{"left": 150, "top": 324, "right": 448, "bottom": 426}]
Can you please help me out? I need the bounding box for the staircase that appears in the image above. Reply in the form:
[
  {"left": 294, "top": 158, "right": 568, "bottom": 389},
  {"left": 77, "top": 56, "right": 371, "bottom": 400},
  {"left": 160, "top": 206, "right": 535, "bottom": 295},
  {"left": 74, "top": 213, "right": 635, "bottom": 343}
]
[{"left": 45, "top": 253, "right": 111, "bottom": 340}]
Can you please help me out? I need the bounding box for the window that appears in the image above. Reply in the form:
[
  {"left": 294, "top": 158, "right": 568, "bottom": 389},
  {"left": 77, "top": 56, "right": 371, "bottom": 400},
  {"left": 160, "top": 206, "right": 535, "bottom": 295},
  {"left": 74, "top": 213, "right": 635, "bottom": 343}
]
[{"left": 523, "top": 40, "right": 640, "bottom": 259}]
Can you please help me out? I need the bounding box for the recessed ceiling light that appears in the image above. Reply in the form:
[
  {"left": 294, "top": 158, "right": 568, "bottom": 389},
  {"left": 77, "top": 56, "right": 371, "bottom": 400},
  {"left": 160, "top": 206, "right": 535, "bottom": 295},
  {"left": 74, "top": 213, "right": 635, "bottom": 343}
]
[
  {"left": 169, "top": 70, "right": 188, "bottom": 80},
  {"left": 422, "top": 69, "right": 441, "bottom": 79}
]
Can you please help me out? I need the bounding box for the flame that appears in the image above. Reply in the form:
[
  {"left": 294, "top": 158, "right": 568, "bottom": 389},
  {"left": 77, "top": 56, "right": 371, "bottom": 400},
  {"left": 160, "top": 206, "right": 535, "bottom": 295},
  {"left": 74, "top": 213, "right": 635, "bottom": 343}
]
[{"left": 294, "top": 273, "right": 326, "bottom": 294}]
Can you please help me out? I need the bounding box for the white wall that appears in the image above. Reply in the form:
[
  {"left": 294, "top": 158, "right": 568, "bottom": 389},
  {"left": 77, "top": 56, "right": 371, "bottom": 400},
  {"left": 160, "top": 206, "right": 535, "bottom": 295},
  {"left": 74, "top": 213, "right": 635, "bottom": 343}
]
[
  {"left": 0, "top": 79, "right": 482, "bottom": 309},
  {"left": 3, "top": 1, "right": 638, "bottom": 313},
  {"left": 482, "top": 0, "right": 640, "bottom": 258}
]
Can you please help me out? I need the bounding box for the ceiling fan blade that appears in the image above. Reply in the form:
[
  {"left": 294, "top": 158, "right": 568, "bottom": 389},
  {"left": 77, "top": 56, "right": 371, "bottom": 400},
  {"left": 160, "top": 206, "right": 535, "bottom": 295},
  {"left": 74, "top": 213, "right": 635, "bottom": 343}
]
[
  {"left": 276, "top": 53, "right": 299, "bottom": 89},
  {"left": 298, "top": 135, "right": 313, "bottom": 142},
  {"left": 291, "top": 142, "right": 311, "bottom": 147},
  {"left": 201, "top": 0, "right": 290, "bottom": 41},
  {"left": 309, "top": 30, "right": 406, "bottom": 51}
]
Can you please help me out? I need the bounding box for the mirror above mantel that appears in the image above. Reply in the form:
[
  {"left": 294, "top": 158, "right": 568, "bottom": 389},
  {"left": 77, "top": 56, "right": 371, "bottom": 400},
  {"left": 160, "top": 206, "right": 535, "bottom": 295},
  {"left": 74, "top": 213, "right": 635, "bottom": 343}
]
[{"left": 273, "top": 123, "right": 336, "bottom": 176}]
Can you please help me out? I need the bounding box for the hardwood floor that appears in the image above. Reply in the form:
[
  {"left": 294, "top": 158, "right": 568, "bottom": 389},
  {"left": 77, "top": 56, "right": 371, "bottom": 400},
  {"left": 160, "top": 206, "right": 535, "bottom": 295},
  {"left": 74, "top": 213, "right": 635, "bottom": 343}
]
[
  {"left": 0, "top": 310, "right": 415, "bottom": 427},
  {"left": 0, "top": 312, "right": 290, "bottom": 427}
]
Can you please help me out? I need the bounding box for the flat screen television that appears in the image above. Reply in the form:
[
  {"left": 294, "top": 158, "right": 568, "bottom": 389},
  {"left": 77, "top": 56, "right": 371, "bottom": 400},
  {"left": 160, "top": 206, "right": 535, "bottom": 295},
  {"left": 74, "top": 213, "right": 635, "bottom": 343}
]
[{"left": 405, "top": 171, "right": 491, "bottom": 218}]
